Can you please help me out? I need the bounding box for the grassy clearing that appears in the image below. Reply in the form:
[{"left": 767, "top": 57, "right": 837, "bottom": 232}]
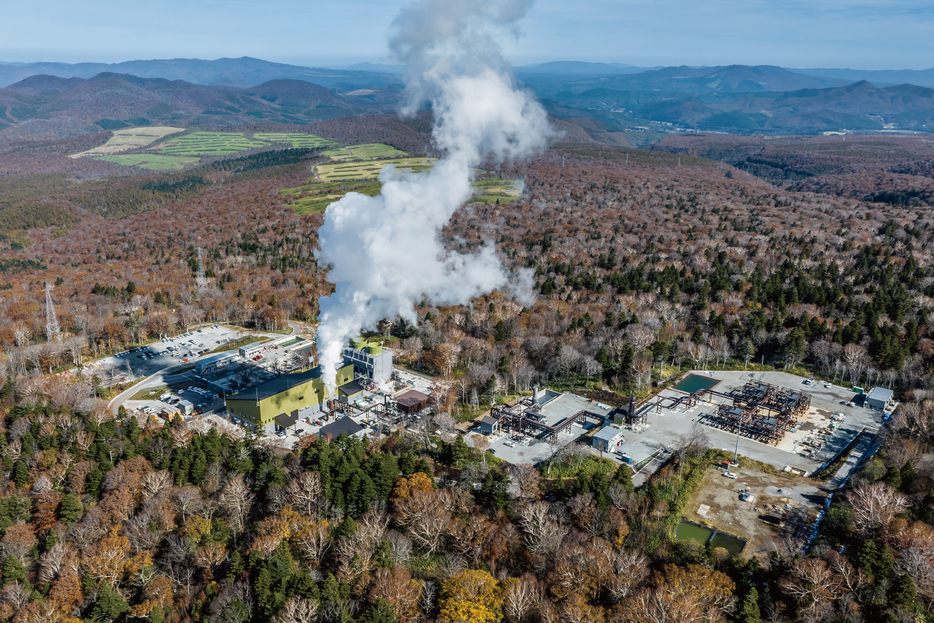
[
  {"left": 71, "top": 126, "right": 184, "bottom": 158},
  {"left": 320, "top": 143, "right": 407, "bottom": 161},
  {"left": 316, "top": 157, "right": 436, "bottom": 182},
  {"left": 130, "top": 385, "right": 168, "bottom": 401},
  {"left": 95, "top": 154, "right": 200, "bottom": 170},
  {"left": 282, "top": 181, "right": 382, "bottom": 214},
  {"left": 252, "top": 133, "right": 335, "bottom": 149},
  {"left": 469, "top": 178, "right": 523, "bottom": 204},
  {"left": 204, "top": 335, "right": 265, "bottom": 354},
  {"left": 156, "top": 131, "right": 268, "bottom": 156}
]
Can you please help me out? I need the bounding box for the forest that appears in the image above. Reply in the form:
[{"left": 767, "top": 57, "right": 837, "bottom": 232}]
[{"left": 0, "top": 118, "right": 934, "bottom": 620}]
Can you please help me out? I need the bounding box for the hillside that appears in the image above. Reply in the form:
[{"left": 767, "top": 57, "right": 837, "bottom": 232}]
[
  {"left": 0, "top": 56, "right": 402, "bottom": 89},
  {"left": 0, "top": 74, "right": 383, "bottom": 137}
]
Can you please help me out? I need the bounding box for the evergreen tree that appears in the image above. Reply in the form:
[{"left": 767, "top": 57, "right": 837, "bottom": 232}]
[
  {"left": 12, "top": 460, "right": 28, "bottom": 488},
  {"left": 59, "top": 493, "right": 83, "bottom": 524},
  {"left": 360, "top": 599, "right": 399, "bottom": 623},
  {"left": 91, "top": 581, "right": 130, "bottom": 622},
  {"left": 737, "top": 587, "right": 761, "bottom": 623},
  {"left": 452, "top": 435, "right": 470, "bottom": 467},
  {"left": 888, "top": 573, "right": 917, "bottom": 609},
  {"left": 2, "top": 556, "right": 26, "bottom": 584}
]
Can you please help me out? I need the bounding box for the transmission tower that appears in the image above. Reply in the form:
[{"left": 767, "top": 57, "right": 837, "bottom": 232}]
[
  {"left": 45, "top": 284, "right": 61, "bottom": 342},
  {"left": 196, "top": 248, "right": 208, "bottom": 291}
]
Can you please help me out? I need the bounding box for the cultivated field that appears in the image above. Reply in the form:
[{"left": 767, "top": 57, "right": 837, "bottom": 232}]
[
  {"left": 252, "top": 133, "right": 335, "bottom": 149},
  {"left": 95, "top": 154, "right": 200, "bottom": 171},
  {"left": 281, "top": 181, "right": 382, "bottom": 214},
  {"left": 470, "top": 178, "right": 524, "bottom": 203},
  {"left": 320, "top": 143, "right": 408, "bottom": 161},
  {"left": 315, "top": 157, "right": 436, "bottom": 182},
  {"left": 70, "top": 126, "right": 184, "bottom": 158},
  {"left": 156, "top": 131, "right": 269, "bottom": 156}
]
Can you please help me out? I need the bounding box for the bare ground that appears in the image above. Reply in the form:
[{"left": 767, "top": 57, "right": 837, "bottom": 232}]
[{"left": 682, "top": 464, "right": 826, "bottom": 557}]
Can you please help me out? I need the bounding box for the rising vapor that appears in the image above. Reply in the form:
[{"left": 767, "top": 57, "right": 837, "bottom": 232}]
[{"left": 314, "top": 0, "right": 555, "bottom": 390}]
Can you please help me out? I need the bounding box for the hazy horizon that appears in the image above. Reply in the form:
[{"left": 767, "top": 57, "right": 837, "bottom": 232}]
[{"left": 3, "top": 0, "right": 932, "bottom": 71}]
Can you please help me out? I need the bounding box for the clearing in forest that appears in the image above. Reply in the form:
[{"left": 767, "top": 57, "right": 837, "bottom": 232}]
[
  {"left": 95, "top": 154, "right": 200, "bottom": 171},
  {"left": 156, "top": 131, "right": 270, "bottom": 156},
  {"left": 315, "top": 157, "right": 436, "bottom": 182},
  {"left": 70, "top": 126, "right": 185, "bottom": 158},
  {"left": 320, "top": 143, "right": 408, "bottom": 161}
]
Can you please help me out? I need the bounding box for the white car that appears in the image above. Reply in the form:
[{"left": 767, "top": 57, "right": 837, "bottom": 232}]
[{"left": 724, "top": 472, "right": 738, "bottom": 479}]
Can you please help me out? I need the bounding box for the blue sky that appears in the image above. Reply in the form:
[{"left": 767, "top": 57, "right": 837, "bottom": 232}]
[{"left": 2, "top": 0, "right": 931, "bottom": 69}]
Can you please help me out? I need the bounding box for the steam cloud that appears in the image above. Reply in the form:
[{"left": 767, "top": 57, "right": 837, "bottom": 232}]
[{"left": 314, "top": 0, "right": 555, "bottom": 390}]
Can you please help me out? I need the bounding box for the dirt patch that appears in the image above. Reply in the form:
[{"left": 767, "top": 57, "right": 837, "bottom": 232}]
[{"left": 681, "top": 464, "right": 826, "bottom": 557}]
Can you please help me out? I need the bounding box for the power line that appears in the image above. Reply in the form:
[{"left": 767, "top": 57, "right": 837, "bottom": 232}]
[
  {"left": 45, "top": 284, "right": 61, "bottom": 342},
  {"left": 196, "top": 248, "right": 208, "bottom": 291}
]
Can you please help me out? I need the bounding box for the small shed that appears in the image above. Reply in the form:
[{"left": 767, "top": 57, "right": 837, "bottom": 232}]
[
  {"left": 339, "top": 380, "right": 366, "bottom": 403},
  {"left": 396, "top": 390, "right": 431, "bottom": 414},
  {"left": 177, "top": 399, "right": 195, "bottom": 416},
  {"left": 478, "top": 415, "right": 500, "bottom": 436},
  {"left": 593, "top": 425, "right": 624, "bottom": 452},
  {"left": 318, "top": 418, "right": 364, "bottom": 440},
  {"left": 866, "top": 387, "right": 895, "bottom": 412}
]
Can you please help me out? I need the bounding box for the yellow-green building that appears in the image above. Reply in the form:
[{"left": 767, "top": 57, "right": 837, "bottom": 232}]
[{"left": 225, "top": 364, "right": 354, "bottom": 430}]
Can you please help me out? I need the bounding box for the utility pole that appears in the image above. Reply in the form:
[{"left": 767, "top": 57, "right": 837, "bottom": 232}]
[
  {"left": 733, "top": 415, "right": 742, "bottom": 466},
  {"left": 45, "top": 284, "right": 61, "bottom": 342}
]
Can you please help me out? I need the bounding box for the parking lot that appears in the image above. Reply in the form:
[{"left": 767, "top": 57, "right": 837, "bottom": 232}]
[{"left": 86, "top": 325, "right": 243, "bottom": 385}]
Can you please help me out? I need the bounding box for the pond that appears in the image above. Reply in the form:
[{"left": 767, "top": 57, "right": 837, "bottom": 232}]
[
  {"left": 676, "top": 520, "right": 747, "bottom": 555},
  {"left": 673, "top": 373, "right": 721, "bottom": 394}
]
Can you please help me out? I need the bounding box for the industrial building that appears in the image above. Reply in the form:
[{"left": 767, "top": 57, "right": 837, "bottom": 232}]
[
  {"left": 225, "top": 364, "right": 354, "bottom": 431},
  {"left": 489, "top": 389, "right": 611, "bottom": 443},
  {"left": 865, "top": 387, "right": 896, "bottom": 413},
  {"left": 396, "top": 390, "right": 431, "bottom": 414},
  {"left": 593, "top": 425, "right": 625, "bottom": 452},
  {"left": 318, "top": 417, "right": 365, "bottom": 440},
  {"left": 343, "top": 339, "right": 393, "bottom": 383},
  {"left": 195, "top": 351, "right": 238, "bottom": 375},
  {"left": 239, "top": 341, "right": 267, "bottom": 358}
]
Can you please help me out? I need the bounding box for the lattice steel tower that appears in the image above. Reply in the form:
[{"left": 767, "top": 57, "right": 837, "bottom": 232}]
[
  {"left": 45, "top": 284, "right": 61, "bottom": 342},
  {"left": 196, "top": 248, "right": 208, "bottom": 291}
]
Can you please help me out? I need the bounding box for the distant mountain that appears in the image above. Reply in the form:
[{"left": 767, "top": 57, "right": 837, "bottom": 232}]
[
  {"left": 345, "top": 62, "right": 405, "bottom": 74},
  {"left": 793, "top": 67, "right": 934, "bottom": 89},
  {"left": 0, "top": 57, "right": 402, "bottom": 90},
  {"left": 0, "top": 73, "right": 384, "bottom": 135},
  {"left": 568, "top": 65, "right": 851, "bottom": 94},
  {"left": 549, "top": 80, "right": 934, "bottom": 133},
  {"left": 516, "top": 61, "right": 651, "bottom": 76}
]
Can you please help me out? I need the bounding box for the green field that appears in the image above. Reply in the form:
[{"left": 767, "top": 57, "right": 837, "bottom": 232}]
[
  {"left": 283, "top": 176, "right": 522, "bottom": 215},
  {"left": 320, "top": 143, "right": 408, "bottom": 161},
  {"left": 253, "top": 133, "right": 336, "bottom": 149},
  {"left": 315, "top": 157, "right": 436, "bottom": 182},
  {"left": 282, "top": 181, "right": 382, "bottom": 214},
  {"left": 71, "top": 126, "right": 185, "bottom": 158},
  {"left": 157, "top": 131, "right": 270, "bottom": 156},
  {"left": 95, "top": 154, "right": 201, "bottom": 170},
  {"left": 470, "top": 178, "right": 523, "bottom": 204}
]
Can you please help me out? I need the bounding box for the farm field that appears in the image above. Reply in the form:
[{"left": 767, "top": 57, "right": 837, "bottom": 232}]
[
  {"left": 281, "top": 181, "right": 382, "bottom": 214},
  {"left": 470, "top": 178, "right": 523, "bottom": 204},
  {"left": 70, "top": 126, "right": 184, "bottom": 158},
  {"left": 315, "top": 157, "right": 436, "bottom": 182},
  {"left": 156, "top": 131, "right": 269, "bottom": 156},
  {"left": 283, "top": 176, "right": 523, "bottom": 215},
  {"left": 320, "top": 143, "right": 408, "bottom": 161},
  {"left": 95, "top": 154, "right": 201, "bottom": 170},
  {"left": 252, "top": 133, "right": 336, "bottom": 149}
]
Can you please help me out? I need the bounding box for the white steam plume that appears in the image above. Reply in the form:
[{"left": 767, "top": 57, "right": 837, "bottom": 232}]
[{"left": 314, "top": 0, "right": 555, "bottom": 391}]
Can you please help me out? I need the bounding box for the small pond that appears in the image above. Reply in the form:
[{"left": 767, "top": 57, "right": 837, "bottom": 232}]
[
  {"left": 673, "top": 373, "right": 721, "bottom": 394},
  {"left": 676, "top": 520, "right": 746, "bottom": 555}
]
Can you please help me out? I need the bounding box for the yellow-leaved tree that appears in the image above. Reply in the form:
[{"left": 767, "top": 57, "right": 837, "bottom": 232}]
[{"left": 439, "top": 569, "right": 502, "bottom": 623}]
